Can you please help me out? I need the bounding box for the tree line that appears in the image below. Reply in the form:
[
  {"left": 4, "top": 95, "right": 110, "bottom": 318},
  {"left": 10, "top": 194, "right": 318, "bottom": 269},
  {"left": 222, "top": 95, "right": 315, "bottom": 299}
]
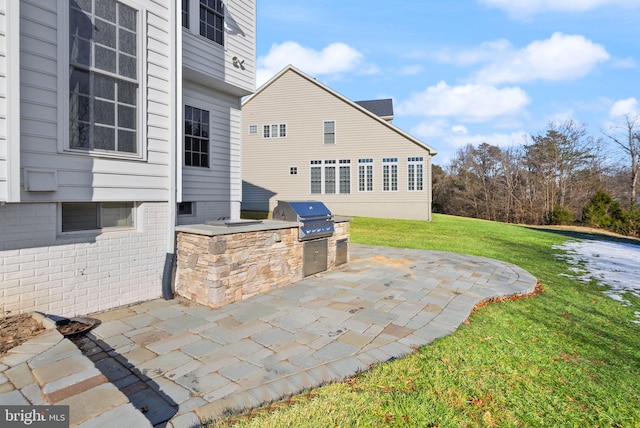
[{"left": 432, "top": 115, "right": 640, "bottom": 237}]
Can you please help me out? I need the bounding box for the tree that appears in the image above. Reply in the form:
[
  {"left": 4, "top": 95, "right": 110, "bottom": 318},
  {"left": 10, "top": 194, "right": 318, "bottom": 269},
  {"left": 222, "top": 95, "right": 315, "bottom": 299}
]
[{"left": 603, "top": 114, "right": 640, "bottom": 208}]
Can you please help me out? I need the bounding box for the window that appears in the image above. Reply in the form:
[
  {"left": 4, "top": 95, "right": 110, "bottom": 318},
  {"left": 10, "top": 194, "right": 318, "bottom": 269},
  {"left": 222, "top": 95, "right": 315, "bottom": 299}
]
[
  {"left": 339, "top": 160, "right": 351, "bottom": 194},
  {"left": 383, "top": 158, "right": 398, "bottom": 191},
  {"left": 69, "top": 0, "right": 139, "bottom": 155},
  {"left": 182, "top": 0, "right": 189, "bottom": 28},
  {"left": 323, "top": 121, "right": 335, "bottom": 144},
  {"left": 262, "top": 124, "right": 286, "bottom": 138},
  {"left": 358, "top": 158, "right": 374, "bottom": 192},
  {"left": 325, "top": 160, "right": 336, "bottom": 194},
  {"left": 310, "top": 160, "right": 350, "bottom": 194},
  {"left": 248, "top": 125, "right": 258, "bottom": 135},
  {"left": 184, "top": 105, "right": 209, "bottom": 168},
  {"left": 408, "top": 157, "right": 424, "bottom": 191},
  {"left": 289, "top": 166, "right": 298, "bottom": 175},
  {"left": 178, "top": 202, "right": 193, "bottom": 216},
  {"left": 61, "top": 202, "right": 134, "bottom": 232},
  {"left": 310, "top": 160, "right": 322, "bottom": 194},
  {"left": 199, "top": 0, "right": 224, "bottom": 45}
]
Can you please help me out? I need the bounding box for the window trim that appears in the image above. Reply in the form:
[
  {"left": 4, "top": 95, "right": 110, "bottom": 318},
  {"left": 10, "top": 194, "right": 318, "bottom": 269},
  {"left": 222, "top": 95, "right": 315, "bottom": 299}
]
[
  {"left": 178, "top": 202, "right": 195, "bottom": 216},
  {"left": 58, "top": 0, "right": 147, "bottom": 160},
  {"left": 310, "top": 159, "right": 350, "bottom": 194},
  {"left": 323, "top": 120, "right": 336, "bottom": 145},
  {"left": 407, "top": 156, "right": 424, "bottom": 192},
  {"left": 58, "top": 202, "right": 137, "bottom": 234},
  {"left": 382, "top": 157, "right": 399, "bottom": 192},
  {"left": 182, "top": 0, "right": 226, "bottom": 47},
  {"left": 184, "top": 104, "right": 211, "bottom": 169},
  {"left": 358, "top": 158, "right": 374, "bottom": 192},
  {"left": 262, "top": 123, "right": 287, "bottom": 139}
]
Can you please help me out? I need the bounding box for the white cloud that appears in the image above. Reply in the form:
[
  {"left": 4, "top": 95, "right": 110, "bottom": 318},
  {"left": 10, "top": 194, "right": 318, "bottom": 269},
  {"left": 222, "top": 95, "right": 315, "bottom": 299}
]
[
  {"left": 434, "top": 39, "right": 512, "bottom": 66},
  {"left": 257, "top": 41, "right": 365, "bottom": 87},
  {"left": 481, "top": 0, "right": 640, "bottom": 17},
  {"left": 473, "top": 33, "right": 609, "bottom": 84},
  {"left": 397, "top": 81, "right": 530, "bottom": 122},
  {"left": 445, "top": 130, "right": 529, "bottom": 148},
  {"left": 398, "top": 65, "right": 425, "bottom": 76},
  {"left": 609, "top": 98, "right": 639, "bottom": 117}
]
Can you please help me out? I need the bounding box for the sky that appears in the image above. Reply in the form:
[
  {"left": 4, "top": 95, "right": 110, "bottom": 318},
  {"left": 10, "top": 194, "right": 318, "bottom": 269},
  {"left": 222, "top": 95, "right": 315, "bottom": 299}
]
[
  {"left": 554, "top": 239, "right": 640, "bottom": 324},
  {"left": 255, "top": 0, "right": 640, "bottom": 166}
]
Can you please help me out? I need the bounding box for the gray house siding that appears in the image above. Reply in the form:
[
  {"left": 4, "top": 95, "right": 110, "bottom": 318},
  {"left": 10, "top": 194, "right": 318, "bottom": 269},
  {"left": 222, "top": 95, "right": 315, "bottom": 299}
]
[
  {"left": 0, "top": 1, "right": 7, "bottom": 201},
  {"left": 0, "top": 0, "right": 257, "bottom": 317}
]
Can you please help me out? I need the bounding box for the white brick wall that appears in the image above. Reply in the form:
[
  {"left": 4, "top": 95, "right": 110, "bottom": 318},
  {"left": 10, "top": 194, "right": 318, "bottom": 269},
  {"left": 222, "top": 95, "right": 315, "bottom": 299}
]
[{"left": 0, "top": 202, "right": 168, "bottom": 317}]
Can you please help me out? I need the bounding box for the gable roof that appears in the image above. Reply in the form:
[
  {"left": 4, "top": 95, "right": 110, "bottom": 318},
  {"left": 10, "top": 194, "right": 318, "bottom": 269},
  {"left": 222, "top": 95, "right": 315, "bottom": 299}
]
[
  {"left": 355, "top": 99, "right": 394, "bottom": 119},
  {"left": 243, "top": 65, "right": 437, "bottom": 156}
]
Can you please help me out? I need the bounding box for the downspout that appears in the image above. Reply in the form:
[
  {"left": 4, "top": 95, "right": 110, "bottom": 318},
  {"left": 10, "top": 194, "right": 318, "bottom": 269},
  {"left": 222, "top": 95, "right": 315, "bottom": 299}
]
[{"left": 162, "top": 0, "right": 180, "bottom": 299}]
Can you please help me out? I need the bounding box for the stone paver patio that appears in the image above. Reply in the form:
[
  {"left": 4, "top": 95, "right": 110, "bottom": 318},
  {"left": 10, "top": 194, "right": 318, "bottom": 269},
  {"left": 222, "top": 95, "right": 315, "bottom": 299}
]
[{"left": 0, "top": 244, "right": 537, "bottom": 427}]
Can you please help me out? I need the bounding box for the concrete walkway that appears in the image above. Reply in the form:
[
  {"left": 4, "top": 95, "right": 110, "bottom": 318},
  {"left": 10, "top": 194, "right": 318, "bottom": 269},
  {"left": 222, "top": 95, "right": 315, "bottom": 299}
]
[{"left": 0, "top": 244, "right": 537, "bottom": 427}]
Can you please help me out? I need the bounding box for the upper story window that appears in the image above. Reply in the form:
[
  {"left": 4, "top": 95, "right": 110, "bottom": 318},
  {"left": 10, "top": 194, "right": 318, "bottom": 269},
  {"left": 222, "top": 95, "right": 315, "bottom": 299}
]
[
  {"left": 383, "top": 158, "right": 398, "bottom": 192},
  {"left": 182, "top": 0, "right": 189, "bottom": 28},
  {"left": 184, "top": 105, "right": 210, "bottom": 168},
  {"left": 408, "top": 156, "right": 424, "bottom": 191},
  {"left": 323, "top": 121, "right": 336, "bottom": 144},
  {"left": 248, "top": 125, "right": 258, "bottom": 135},
  {"left": 68, "top": 0, "right": 139, "bottom": 155},
  {"left": 262, "top": 124, "right": 286, "bottom": 138},
  {"left": 199, "top": 0, "right": 224, "bottom": 46},
  {"left": 358, "top": 158, "right": 374, "bottom": 192}
]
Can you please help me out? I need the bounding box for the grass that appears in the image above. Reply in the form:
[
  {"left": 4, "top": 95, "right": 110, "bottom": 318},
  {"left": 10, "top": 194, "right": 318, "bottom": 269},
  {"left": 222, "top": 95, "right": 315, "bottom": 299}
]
[{"left": 210, "top": 214, "right": 640, "bottom": 427}]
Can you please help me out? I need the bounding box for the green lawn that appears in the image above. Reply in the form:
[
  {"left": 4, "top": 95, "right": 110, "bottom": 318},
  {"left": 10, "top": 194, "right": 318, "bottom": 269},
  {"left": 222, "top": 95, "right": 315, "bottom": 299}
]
[{"left": 211, "top": 214, "right": 640, "bottom": 427}]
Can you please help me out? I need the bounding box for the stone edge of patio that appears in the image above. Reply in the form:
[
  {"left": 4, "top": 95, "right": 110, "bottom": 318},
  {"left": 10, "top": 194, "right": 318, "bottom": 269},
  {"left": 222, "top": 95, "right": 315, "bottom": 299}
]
[{"left": 0, "top": 313, "right": 151, "bottom": 428}]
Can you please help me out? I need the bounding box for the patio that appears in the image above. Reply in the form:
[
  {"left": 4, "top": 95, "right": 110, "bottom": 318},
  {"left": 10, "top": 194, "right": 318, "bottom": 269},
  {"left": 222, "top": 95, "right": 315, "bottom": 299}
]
[{"left": 0, "top": 244, "right": 537, "bottom": 427}]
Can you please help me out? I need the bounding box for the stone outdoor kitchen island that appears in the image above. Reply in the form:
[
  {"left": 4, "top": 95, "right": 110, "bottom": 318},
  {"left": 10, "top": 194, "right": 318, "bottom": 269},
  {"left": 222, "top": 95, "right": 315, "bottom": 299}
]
[{"left": 174, "top": 219, "right": 351, "bottom": 308}]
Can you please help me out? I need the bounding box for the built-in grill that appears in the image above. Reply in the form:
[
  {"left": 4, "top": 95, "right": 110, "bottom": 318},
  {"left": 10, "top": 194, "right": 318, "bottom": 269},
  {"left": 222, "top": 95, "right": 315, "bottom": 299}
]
[
  {"left": 272, "top": 200, "right": 335, "bottom": 241},
  {"left": 273, "top": 201, "right": 335, "bottom": 277}
]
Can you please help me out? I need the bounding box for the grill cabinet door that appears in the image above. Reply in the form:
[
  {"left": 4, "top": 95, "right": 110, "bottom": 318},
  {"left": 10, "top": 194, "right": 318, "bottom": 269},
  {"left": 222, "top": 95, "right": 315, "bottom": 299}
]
[{"left": 303, "top": 239, "right": 328, "bottom": 277}]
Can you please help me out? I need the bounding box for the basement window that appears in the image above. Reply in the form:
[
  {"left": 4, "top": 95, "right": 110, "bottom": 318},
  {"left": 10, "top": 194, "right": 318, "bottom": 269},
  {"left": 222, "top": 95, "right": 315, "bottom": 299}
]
[{"left": 61, "top": 202, "right": 135, "bottom": 232}]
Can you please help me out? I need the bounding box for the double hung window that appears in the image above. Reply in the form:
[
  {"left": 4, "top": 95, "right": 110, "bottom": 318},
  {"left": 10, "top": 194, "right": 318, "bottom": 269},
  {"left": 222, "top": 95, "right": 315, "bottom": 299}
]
[
  {"left": 69, "top": 0, "right": 139, "bottom": 155},
  {"left": 323, "top": 121, "right": 335, "bottom": 144},
  {"left": 184, "top": 106, "right": 210, "bottom": 168}
]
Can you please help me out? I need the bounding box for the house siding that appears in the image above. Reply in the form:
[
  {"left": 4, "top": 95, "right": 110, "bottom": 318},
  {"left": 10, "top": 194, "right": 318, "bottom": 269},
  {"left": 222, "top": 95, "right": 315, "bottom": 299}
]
[
  {"left": 17, "top": 0, "right": 171, "bottom": 203},
  {"left": 180, "top": 81, "right": 242, "bottom": 221},
  {"left": 0, "top": 202, "right": 167, "bottom": 317},
  {"left": 242, "top": 68, "right": 434, "bottom": 221},
  {"left": 182, "top": 0, "right": 255, "bottom": 96},
  {"left": 0, "top": 0, "right": 7, "bottom": 201}
]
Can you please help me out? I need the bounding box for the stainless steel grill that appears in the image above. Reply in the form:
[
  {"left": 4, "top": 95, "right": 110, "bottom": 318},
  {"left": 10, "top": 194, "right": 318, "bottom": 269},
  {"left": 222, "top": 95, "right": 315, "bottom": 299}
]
[{"left": 272, "top": 200, "right": 335, "bottom": 241}]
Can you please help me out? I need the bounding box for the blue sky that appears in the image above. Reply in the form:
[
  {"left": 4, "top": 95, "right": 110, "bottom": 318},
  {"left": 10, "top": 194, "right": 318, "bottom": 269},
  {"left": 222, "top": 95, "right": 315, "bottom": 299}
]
[{"left": 255, "top": 0, "right": 640, "bottom": 165}]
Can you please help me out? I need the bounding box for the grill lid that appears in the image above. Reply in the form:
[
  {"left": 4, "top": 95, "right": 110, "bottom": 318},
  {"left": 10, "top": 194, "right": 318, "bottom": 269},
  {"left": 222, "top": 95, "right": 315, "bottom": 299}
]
[{"left": 273, "top": 200, "right": 332, "bottom": 221}]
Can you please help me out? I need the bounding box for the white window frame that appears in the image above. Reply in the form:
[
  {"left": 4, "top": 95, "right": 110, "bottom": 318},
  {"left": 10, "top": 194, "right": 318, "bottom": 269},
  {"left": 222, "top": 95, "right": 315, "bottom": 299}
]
[
  {"left": 183, "top": 0, "right": 225, "bottom": 47},
  {"left": 58, "top": 0, "right": 147, "bottom": 160},
  {"left": 323, "top": 120, "right": 336, "bottom": 144},
  {"left": 58, "top": 202, "right": 137, "bottom": 234},
  {"left": 262, "top": 123, "right": 286, "bottom": 139},
  {"left": 358, "top": 158, "right": 374, "bottom": 192},
  {"left": 408, "top": 157, "right": 424, "bottom": 191},
  {"left": 339, "top": 159, "right": 351, "bottom": 194},
  {"left": 248, "top": 125, "right": 258, "bottom": 135},
  {"left": 184, "top": 104, "right": 210, "bottom": 168},
  {"left": 382, "top": 158, "right": 399, "bottom": 192},
  {"left": 310, "top": 160, "right": 350, "bottom": 194}
]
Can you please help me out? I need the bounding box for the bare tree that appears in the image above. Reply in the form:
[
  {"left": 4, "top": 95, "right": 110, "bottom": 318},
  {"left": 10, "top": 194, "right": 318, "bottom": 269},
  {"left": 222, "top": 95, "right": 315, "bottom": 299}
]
[{"left": 604, "top": 114, "right": 640, "bottom": 208}]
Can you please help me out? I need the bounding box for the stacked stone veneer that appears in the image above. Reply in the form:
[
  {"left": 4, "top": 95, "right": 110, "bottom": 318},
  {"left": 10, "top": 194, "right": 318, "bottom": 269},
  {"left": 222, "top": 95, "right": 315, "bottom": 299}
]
[{"left": 175, "top": 221, "right": 350, "bottom": 308}]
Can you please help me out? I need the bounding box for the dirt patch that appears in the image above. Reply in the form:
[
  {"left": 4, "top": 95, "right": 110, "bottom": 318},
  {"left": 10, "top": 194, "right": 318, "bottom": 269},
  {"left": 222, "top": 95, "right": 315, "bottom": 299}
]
[{"left": 0, "top": 313, "right": 46, "bottom": 356}]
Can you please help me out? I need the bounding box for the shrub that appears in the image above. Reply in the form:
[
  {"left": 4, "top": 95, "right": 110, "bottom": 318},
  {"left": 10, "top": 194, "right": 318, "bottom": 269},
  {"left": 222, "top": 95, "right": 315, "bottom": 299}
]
[{"left": 551, "top": 205, "right": 574, "bottom": 225}]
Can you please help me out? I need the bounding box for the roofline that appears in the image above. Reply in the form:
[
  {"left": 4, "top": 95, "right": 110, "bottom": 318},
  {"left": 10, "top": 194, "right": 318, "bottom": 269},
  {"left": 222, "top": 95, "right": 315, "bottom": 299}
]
[{"left": 242, "top": 65, "right": 438, "bottom": 156}]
